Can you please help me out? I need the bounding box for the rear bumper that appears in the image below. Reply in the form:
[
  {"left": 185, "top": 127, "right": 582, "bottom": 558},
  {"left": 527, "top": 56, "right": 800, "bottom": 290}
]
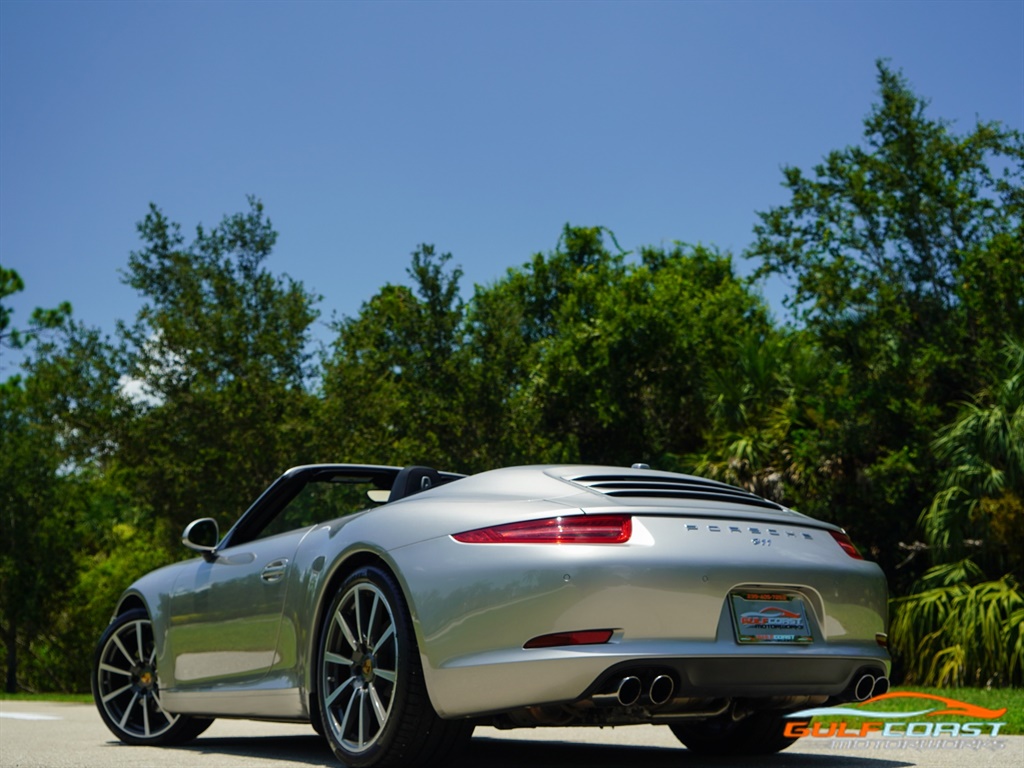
[
  {"left": 424, "top": 636, "right": 889, "bottom": 717},
  {"left": 393, "top": 515, "right": 889, "bottom": 718}
]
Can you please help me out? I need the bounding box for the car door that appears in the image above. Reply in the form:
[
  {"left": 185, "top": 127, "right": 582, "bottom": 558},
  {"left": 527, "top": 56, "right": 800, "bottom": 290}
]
[
  {"left": 165, "top": 526, "right": 309, "bottom": 691},
  {"left": 160, "top": 467, "right": 394, "bottom": 712}
]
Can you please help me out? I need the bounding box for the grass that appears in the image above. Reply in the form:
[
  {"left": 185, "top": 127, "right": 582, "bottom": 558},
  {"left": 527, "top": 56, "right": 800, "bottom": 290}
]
[{"left": 2, "top": 686, "right": 1022, "bottom": 735}]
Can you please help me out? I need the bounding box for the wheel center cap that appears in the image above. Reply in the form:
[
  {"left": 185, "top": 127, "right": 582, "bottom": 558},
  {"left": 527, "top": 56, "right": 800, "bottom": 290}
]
[
  {"left": 361, "top": 657, "right": 374, "bottom": 678},
  {"left": 138, "top": 670, "right": 154, "bottom": 688}
]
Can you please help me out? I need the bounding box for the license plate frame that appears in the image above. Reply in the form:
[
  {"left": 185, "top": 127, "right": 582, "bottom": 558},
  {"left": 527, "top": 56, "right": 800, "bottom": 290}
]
[{"left": 729, "top": 591, "right": 813, "bottom": 644}]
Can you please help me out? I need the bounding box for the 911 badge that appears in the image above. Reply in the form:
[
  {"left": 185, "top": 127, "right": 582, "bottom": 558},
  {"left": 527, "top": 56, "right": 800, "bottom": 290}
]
[{"left": 730, "top": 592, "right": 814, "bottom": 644}]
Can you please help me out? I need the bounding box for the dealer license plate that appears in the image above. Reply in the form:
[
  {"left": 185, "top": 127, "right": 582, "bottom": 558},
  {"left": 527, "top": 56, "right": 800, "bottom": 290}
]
[{"left": 730, "top": 591, "right": 813, "bottom": 644}]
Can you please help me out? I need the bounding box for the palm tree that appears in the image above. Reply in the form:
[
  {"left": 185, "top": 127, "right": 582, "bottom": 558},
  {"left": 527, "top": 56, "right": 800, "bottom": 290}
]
[
  {"left": 890, "top": 338, "right": 1024, "bottom": 686},
  {"left": 690, "top": 330, "right": 837, "bottom": 513},
  {"left": 921, "top": 339, "right": 1024, "bottom": 573}
]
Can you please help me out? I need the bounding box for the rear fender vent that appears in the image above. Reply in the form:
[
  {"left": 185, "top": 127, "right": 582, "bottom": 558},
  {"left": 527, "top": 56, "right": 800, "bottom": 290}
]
[{"left": 569, "top": 474, "right": 784, "bottom": 512}]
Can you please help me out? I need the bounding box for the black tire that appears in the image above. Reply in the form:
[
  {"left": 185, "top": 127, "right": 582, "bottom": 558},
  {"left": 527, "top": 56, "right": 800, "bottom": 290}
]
[
  {"left": 92, "top": 608, "right": 213, "bottom": 746},
  {"left": 317, "top": 566, "right": 472, "bottom": 767},
  {"left": 670, "top": 711, "right": 798, "bottom": 755}
]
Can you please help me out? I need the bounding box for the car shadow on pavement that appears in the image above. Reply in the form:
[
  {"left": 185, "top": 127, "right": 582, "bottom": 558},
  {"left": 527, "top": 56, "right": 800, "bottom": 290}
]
[
  {"left": 459, "top": 736, "right": 914, "bottom": 768},
  {"left": 175, "top": 734, "right": 335, "bottom": 765},
  {"left": 176, "top": 733, "right": 914, "bottom": 768}
]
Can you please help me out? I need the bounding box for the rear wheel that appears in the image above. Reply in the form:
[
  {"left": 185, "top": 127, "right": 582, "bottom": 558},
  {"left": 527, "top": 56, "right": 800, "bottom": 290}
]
[
  {"left": 670, "top": 711, "right": 797, "bottom": 755},
  {"left": 92, "top": 608, "right": 213, "bottom": 746},
  {"left": 317, "top": 566, "right": 471, "bottom": 767}
]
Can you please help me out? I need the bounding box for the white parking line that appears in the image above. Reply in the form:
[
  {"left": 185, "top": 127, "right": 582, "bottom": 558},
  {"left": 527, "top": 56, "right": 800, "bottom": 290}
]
[{"left": 0, "top": 712, "right": 62, "bottom": 720}]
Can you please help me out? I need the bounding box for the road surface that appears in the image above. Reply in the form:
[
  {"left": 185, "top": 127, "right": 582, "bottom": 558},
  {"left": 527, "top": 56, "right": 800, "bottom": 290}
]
[{"left": 1, "top": 701, "right": 1020, "bottom": 767}]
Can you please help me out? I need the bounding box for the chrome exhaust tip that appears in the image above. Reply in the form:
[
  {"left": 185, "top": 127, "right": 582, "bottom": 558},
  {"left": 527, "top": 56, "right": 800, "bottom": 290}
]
[
  {"left": 648, "top": 674, "right": 675, "bottom": 707},
  {"left": 617, "top": 676, "right": 642, "bottom": 707},
  {"left": 872, "top": 676, "right": 890, "bottom": 696},
  {"left": 853, "top": 674, "right": 876, "bottom": 701}
]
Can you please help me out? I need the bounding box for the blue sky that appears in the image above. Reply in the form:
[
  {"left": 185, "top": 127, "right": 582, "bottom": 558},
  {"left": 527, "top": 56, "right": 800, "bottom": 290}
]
[{"left": 2, "top": 0, "right": 1022, "bottom": 370}]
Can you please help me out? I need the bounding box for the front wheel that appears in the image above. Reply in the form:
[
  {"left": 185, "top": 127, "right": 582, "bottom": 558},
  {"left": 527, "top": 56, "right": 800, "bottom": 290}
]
[
  {"left": 317, "top": 566, "right": 471, "bottom": 767},
  {"left": 670, "top": 711, "right": 798, "bottom": 755},
  {"left": 92, "top": 608, "right": 213, "bottom": 746}
]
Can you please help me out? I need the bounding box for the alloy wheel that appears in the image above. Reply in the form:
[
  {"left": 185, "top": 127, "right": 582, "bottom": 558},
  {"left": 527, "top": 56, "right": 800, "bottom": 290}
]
[
  {"left": 321, "top": 581, "right": 400, "bottom": 754},
  {"left": 95, "top": 616, "right": 178, "bottom": 740}
]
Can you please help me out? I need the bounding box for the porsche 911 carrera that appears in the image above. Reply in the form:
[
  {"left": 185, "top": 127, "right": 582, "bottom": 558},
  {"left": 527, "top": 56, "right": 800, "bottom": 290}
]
[{"left": 92, "top": 463, "right": 890, "bottom": 766}]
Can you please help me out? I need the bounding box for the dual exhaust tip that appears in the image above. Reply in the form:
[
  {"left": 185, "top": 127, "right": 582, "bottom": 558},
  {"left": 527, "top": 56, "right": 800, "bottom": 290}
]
[
  {"left": 853, "top": 672, "right": 889, "bottom": 701},
  {"left": 604, "top": 669, "right": 888, "bottom": 708},
  {"left": 612, "top": 673, "right": 674, "bottom": 707}
]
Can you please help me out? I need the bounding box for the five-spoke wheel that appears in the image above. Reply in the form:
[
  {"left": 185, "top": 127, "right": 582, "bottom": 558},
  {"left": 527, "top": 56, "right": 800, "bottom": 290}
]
[{"left": 92, "top": 608, "right": 212, "bottom": 746}]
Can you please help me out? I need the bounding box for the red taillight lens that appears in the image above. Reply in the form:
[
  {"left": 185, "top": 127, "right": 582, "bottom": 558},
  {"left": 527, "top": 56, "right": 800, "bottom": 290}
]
[
  {"left": 452, "top": 515, "right": 632, "bottom": 544},
  {"left": 829, "top": 530, "right": 864, "bottom": 559},
  {"left": 524, "top": 629, "right": 614, "bottom": 649}
]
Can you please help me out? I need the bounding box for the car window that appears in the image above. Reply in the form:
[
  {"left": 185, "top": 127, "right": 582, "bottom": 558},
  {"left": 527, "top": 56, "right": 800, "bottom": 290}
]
[{"left": 254, "top": 477, "right": 383, "bottom": 540}]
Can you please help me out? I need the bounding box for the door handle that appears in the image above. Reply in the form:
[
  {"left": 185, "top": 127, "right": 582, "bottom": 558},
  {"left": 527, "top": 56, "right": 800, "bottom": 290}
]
[{"left": 260, "top": 558, "right": 289, "bottom": 583}]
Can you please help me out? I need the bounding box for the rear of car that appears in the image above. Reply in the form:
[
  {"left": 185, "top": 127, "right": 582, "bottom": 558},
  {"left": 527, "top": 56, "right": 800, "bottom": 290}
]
[{"left": 390, "top": 467, "right": 889, "bottom": 729}]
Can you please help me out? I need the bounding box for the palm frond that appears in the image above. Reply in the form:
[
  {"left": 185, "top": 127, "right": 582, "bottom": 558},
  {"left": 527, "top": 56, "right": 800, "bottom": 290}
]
[{"left": 890, "top": 575, "right": 1024, "bottom": 686}]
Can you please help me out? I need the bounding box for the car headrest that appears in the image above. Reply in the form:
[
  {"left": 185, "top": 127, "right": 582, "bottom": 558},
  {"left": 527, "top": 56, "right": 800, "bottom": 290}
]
[{"left": 388, "top": 465, "right": 442, "bottom": 503}]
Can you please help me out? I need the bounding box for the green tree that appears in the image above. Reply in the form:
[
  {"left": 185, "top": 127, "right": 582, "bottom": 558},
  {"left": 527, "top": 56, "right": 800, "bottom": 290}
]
[
  {"left": 0, "top": 378, "right": 77, "bottom": 691},
  {"left": 321, "top": 228, "right": 769, "bottom": 474},
  {"left": 466, "top": 227, "right": 771, "bottom": 468},
  {"left": 746, "top": 61, "right": 1024, "bottom": 579},
  {"left": 2, "top": 307, "right": 155, "bottom": 691},
  {"left": 19, "top": 322, "right": 158, "bottom": 691},
  {"left": 462, "top": 225, "right": 630, "bottom": 465},
  {"left": 890, "top": 339, "right": 1024, "bottom": 686},
  {"left": 4, "top": 198, "right": 322, "bottom": 692},
  {"left": 0, "top": 267, "right": 72, "bottom": 354},
  {"left": 753, "top": 62, "right": 1023, "bottom": 364},
  {"left": 320, "top": 245, "right": 468, "bottom": 468},
  {"left": 117, "top": 197, "right": 321, "bottom": 538},
  {"left": 0, "top": 274, "right": 111, "bottom": 692},
  {"left": 690, "top": 330, "right": 834, "bottom": 506},
  {"left": 923, "top": 339, "right": 1024, "bottom": 575}
]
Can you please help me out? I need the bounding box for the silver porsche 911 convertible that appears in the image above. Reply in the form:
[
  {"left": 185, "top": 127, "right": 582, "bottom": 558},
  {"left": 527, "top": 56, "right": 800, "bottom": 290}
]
[{"left": 92, "top": 463, "right": 890, "bottom": 766}]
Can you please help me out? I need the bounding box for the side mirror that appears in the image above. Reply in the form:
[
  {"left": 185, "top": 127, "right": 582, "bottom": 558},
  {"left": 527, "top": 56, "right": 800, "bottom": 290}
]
[{"left": 182, "top": 518, "right": 219, "bottom": 560}]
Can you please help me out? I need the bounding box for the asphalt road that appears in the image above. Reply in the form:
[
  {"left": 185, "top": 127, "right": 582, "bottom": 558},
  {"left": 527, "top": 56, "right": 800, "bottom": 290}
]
[{"left": 1, "top": 701, "right": 1021, "bottom": 768}]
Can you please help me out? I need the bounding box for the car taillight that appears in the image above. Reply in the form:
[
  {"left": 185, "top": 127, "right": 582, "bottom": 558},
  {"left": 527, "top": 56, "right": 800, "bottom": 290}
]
[
  {"left": 453, "top": 515, "right": 633, "bottom": 544},
  {"left": 829, "top": 530, "right": 864, "bottom": 559}
]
